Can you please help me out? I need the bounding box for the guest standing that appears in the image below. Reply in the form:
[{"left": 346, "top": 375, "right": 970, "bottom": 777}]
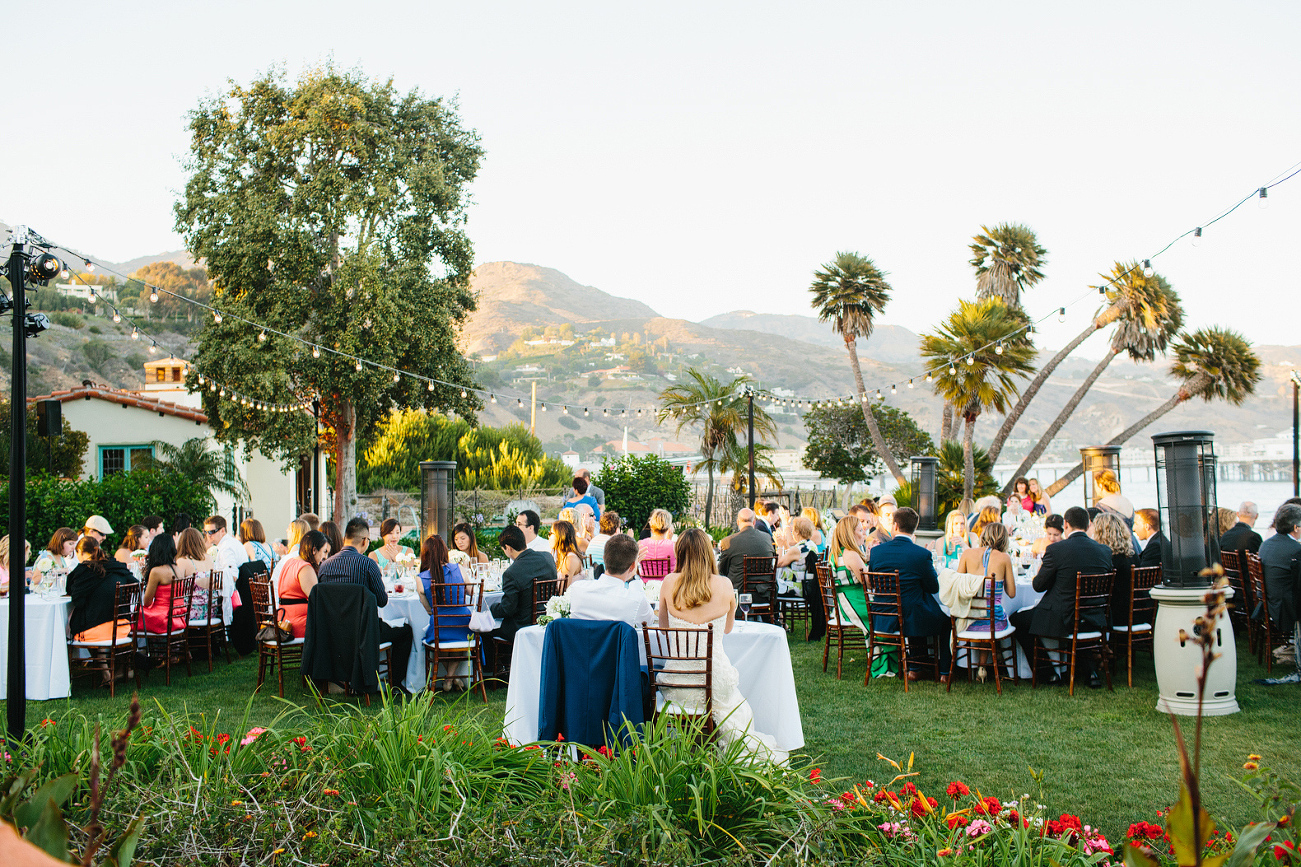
[
  {"left": 561, "top": 476, "right": 602, "bottom": 522},
  {"left": 1028, "top": 479, "right": 1051, "bottom": 516}
]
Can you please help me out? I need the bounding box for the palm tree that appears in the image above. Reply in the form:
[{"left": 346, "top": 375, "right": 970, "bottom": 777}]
[
  {"left": 1004, "top": 263, "right": 1183, "bottom": 492},
  {"left": 1043, "top": 327, "right": 1262, "bottom": 496},
  {"left": 970, "top": 223, "right": 1048, "bottom": 308},
  {"left": 657, "top": 370, "right": 776, "bottom": 527},
  {"left": 721, "top": 439, "right": 784, "bottom": 495},
  {"left": 919, "top": 299, "right": 1036, "bottom": 500},
  {"left": 809, "top": 251, "right": 904, "bottom": 484},
  {"left": 140, "top": 437, "right": 250, "bottom": 500}
]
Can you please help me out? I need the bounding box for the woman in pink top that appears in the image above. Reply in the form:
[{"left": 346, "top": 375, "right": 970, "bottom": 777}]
[{"left": 638, "top": 509, "right": 678, "bottom": 572}]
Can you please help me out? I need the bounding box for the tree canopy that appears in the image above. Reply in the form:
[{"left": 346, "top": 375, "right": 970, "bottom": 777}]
[
  {"left": 174, "top": 64, "right": 484, "bottom": 521},
  {"left": 803, "top": 402, "right": 935, "bottom": 486}
]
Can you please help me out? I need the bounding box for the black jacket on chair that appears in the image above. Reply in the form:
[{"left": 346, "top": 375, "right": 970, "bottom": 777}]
[
  {"left": 1028, "top": 531, "right": 1115, "bottom": 637},
  {"left": 301, "top": 583, "right": 381, "bottom": 693},
  {"left": 1219, "top": 523, "right": 1262, "bottom": 558},
  {"left": 230, "top": 559, "right": 269, "bottom": 655},
  {"left": 67, "top": 559, "right": 136, "bottom": 637}
]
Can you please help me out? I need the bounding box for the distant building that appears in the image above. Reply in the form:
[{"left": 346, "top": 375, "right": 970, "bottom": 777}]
[{"left": 561, "top": 450, "right": 581, "bottom": 469}]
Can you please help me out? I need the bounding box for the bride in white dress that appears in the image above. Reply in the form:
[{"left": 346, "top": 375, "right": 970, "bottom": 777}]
[{"left": 655, "top": 528, "right": 787, "bottom": 764}]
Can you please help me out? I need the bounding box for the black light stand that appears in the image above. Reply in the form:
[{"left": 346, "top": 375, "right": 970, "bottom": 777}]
[{"left": 746, "top": 388, "right": 755, "bottom": 510}]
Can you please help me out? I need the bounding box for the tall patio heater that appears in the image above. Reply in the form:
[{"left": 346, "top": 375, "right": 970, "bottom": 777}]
[
  {"left": 1079, "top": 445, "right": 1122, "bottom": 508},
  {"left": 1148, "top": 431, "right": 1237, "bottom": 715},
  {"left": 910, "top": 456, "right": 939, "bottom": 533},
  {"left": 420, "top": 461, "right": 457, "bottom": 545}
]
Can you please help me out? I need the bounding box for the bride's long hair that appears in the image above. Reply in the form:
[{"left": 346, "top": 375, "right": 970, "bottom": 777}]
[{"left": 671, "top": 528, "right": 716, "bottom": 610}]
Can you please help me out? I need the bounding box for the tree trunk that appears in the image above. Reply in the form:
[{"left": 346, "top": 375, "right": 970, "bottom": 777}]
[
  {"left": 940, "top": 402, "right": 954, "bottom": 443},
  {"left": 845, "top": 338, "right": 906, "bottom": 485},
  {"left": 1002, "top": 349, "right": 1119, "bottom": 496},
  {"left": 985, "top": 303, "right": 1123, "bottom": 464},
  {"left": 962, "top": 404, "right": 979, "bottom": 501},
  {"left": 332, "top": 398, "right": 358, "bottom": 524},
  {"left": 1042, "top": 374, "right": 1209, "bottom": 497},
  {"left": 704, "top": 463, "right": 715, "bottom": 529}
]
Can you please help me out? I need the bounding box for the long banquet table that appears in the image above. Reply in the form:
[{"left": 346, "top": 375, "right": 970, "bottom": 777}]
[
  {"left": 502, "top": 620, "right": 804, "bottom": 752},
  {"left": 0, "top": 596, "right": 72, "bottom": 700}
]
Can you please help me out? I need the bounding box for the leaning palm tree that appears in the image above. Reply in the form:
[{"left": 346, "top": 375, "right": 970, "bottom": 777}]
[
  {"left": 970, "top": 223, "right": 1048, "bottom": 309},
  {"left": 919, "top": 299, "right": 1037, "bottom": 500},
  {"left": 1004, "top": 263, "right": 1184, "bottom": 492},
  {"left": 657, "top": 370, "right": 776, "bottom": 527},
  {"left": 140, "top": 437, "right": 250, "bottom": 500},
  {"left": 721, "top": 439, "right": 784, "bottom": 495},
  {"left": 1043, "top": 326, "right": 1262, "bottom": 497},
  {"left": 809, "top": 251, "right": 903, "bottom": 484}
]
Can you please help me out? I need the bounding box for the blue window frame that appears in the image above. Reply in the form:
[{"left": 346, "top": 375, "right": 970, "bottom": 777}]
[{"left": 98, "top": 444, "right": 154, "bottom": 478}]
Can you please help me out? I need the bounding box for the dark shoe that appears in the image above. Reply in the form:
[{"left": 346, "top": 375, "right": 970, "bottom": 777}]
[
  {"left": 1088, "top": 673, "right": 1103, "bottom": 689},
  {"left": 1039, "top": 671, "right": 1063, "bottom": 685},
  {"left": 906, "top": 670, "right": 921, "bottom": 682}
]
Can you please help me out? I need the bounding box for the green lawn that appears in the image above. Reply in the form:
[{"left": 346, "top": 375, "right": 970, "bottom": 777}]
[{"left": 7, "top": 630, "right": 1296, "bottom": 844}]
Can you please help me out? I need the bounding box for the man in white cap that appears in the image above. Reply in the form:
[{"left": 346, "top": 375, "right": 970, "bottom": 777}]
[{"left": 81, "top": 515, "right": 114, "bottom": 545}]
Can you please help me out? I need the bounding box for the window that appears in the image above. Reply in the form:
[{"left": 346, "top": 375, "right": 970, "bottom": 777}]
[
  {"left": 98, "top": 444, "right": 154, "bottom": 478},
  {"left": 172, "top": 366, "right": 182, "bottom": 382},
  {"left": 154, "top": 368, "right": 165, "bottom": 383}
]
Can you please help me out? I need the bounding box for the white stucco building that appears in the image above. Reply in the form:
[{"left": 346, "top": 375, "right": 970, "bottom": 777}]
[{"left": 33, "top": 357, "right": 326, "bottom": 535}]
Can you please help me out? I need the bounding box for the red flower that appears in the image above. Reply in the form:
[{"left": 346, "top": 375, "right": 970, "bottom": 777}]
[
  {"left": 39, "top": 719, "right": 54, "bottom": 728},
  {"left": 322, "top": 789, "right": 339, "bottom": 796},
  {"left": 1058, "top": 813, "right": 1083, "bottom": 833},
  {"left": 556, "top": 733, "right": 565, "bottom": 742},
  {"left": 946, "top": 782, "right": 969, "bottom": 800},
  {"left": 975, "top": 796, "right": 1001, "bottom": 816},
  {"left": 1005, "top": 809, "right": 1020, "bottom": 826},
  {"left": 873, "top": 790, "right": 890, "bottom": 804},
  {"left": 900, "top": 781, "right": 917, "bottom": 797},
  {"left": 947, "top": 814, "right": 969, "bottom": 829},
  {"left": 596, "top": 745, "right": 613, "bottom": 759},
  {"left": 1274, "top": 841, "right": 1295, "bottom": 861},
  {"left": 809, "top": 768, "right": 822, "bottom": 784},
  {"left": 443, "top": 724, "right": 453, "bottom": 732}
]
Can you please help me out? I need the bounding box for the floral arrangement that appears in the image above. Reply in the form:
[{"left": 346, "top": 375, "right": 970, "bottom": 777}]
[
  {"left": 395, "top": 550, "right": 418, "bottom": 568},
  {"left": 130, "top": 548, "right": 148, "bottom": 562},
  {"left": 536, "top": 593, "right": 571, "bottom": 626}
]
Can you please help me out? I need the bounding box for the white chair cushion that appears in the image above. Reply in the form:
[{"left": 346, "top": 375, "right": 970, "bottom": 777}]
[
  {"left": 260, "top": 636, "right": 306, "bottom": 646},
  {"left": 655, "top": 694, "right": 706, "bottom": 715},
  {"left": 378, "top": 641, "right": 393, "bottom": 650},
  {"left": 1074, "top": 631, "right": 1103, "bottom": 640},
  {"left": 188, "top": 617, "right": 223, "bottom": 627},
  {"left": 1112, "top": 624, "right": 1152, "bottom": 633},
  {"left": 70, "top": 636, "right": 133, "bottom": 648},
  {"left": 424, "top": 640, "right": 475, "bottom": 650},
  {"left": 958, "top": 625, "right": 1016, "bottom": 639}
]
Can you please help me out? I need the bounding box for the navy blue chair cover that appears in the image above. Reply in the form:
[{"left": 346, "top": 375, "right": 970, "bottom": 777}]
[{"left": 538, "top": 618, "right": 645, "bottom": 748}]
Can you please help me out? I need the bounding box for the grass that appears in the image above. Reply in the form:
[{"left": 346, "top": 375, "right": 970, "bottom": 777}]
[{"left": 6, "top": 629, "right": 1296, "bottom": 845}]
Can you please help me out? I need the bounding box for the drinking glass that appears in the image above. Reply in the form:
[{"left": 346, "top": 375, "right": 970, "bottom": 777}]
[{"left": 739, "top": 593, "right": 752, "bottom": 622}]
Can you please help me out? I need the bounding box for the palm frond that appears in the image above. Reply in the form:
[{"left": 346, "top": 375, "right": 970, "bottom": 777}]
[
  {"left": 1170, "top": 327, "right": 1262, "bottom": 406},
  {"left": 809, "top": 251, "right": 892, "bottom": 343},
  {"left": 969, "top": 223, "right": 1048, "bottom": 308}
]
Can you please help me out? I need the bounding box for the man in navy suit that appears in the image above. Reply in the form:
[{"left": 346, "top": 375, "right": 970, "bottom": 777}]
[{"left": 867, "top": 507, "right": 951, "bottom": 681}]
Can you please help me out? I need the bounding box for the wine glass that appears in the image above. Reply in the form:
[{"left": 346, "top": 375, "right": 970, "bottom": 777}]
[{"left": 738, "top": 593, "right": 752, "bottom": 622}]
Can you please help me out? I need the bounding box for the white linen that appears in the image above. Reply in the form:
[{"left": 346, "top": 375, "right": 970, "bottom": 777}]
[
  {"left": 567, "top": 577, "right": 654, "bottom": 628},
  {"left": 502, "top": 621, "right": 804, "bottom": 752},
  {"left": 0, "top": 597, "right": 72, "bottom": 700},
  {"left": 379, "top": 592, "right": 430, "bottom": 693}
]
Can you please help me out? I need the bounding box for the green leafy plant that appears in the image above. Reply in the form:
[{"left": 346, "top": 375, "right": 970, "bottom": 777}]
[
  {"left": 0, "top": 400, "right": 91, "bottom": 479},
  {"left": 804, "top": 402, "right": 935, "bottom": 487},
  {"left": 593, "top": 454, "right": 691, "bottom": 534}
]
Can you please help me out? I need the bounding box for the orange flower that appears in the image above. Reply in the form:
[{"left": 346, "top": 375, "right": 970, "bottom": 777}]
[
  {"left": 322, "top": 788, "right": 340, "bottom": 796},
  {"left": 1243, "top": 762, "right": 1259, "bottom": 770}
]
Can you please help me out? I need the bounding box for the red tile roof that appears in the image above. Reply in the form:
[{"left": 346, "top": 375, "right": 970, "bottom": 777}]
[{"left": 30, "top": 385, "right": 208, "bottom": 424}]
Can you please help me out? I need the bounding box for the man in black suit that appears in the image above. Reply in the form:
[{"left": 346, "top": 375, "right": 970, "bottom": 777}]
[
  {"left": 867, "top": 507, "right": 950, "bottom": 680},
  {"left": 718, "top": 508, "right": 776, "bottom": 590},
  {"left": 1219, "top": 501, "right": 1263, "bottom": 558},
  {"left": 753, "top": 502, "right": 778, "bottom": 537},
  {"left": 1010, "top": 506, "right": 1115, "bottom": 688},
  {"left": 1134, "top": 508, "right": 1168, "bottom": 570},
  {"left": 490, "top": 525, "right": 556, "bottom": 642}
]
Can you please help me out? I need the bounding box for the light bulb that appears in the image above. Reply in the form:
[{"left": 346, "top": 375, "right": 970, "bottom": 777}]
[
  {"left": 112, "top": 312, "right": 121, "bottom": 324},
  {"left": 1192, "top": 227, "right": 1202, "bottom": 247},
  {"left": 583, "top": 407, "right": 589, "bottom": 416},
  {"left": 966, "top": 356, "right": 974, "bottom": 366},
  {"left": 131, "top": 327, "right": 139, "bottom": 340},
  {"left": 926, "top": 373, "right": 933, "bottom": 383},
  {"left": 312, "top": 346, "right": 320, "bottom": 358},
  {"left": 1142, "top": 259, "right": 1154, "bottom": 278},
  {"left": 149, "top": 289, "right": 159, "bottom": 303},
  {"left": 428, "top": 382, "right": 435, "bottom": 392},
  {"left": 213, "top": 311, "right": 222, "bottom": 323},
  {"left": 197, "top": 375, "right": 204, "bottom": 385},
  {"left": 355, "top": 360, "right": 363, "bottom": 371},
  {"left": 995, "top": 343, "right": 1004, "bottom": 355},
  {"left": 562, "top": 406, "right": 569, "bottom": 414},
  {"left": 949, "top": 364, "right": 956, "bottom": 376},
  {"left": 1057, "top": 307, "right": 1066, "bottom": 323},
  {"left": 219, "top": 388, "right": 225, "bottom": 397},
  {"left": 59, "top": 269, "right": 69, "bottom": 279},
  {"left": 258, "top": 330, "right": 267, "bottom": 342},
  {"left": 491, "top": 394, "right": 497, "bottom": 404},
  {"left": 460, "top": 389, "right": 467, "bottom": 398},
  {"left": 84, "top": 260, "right": 94, "bottom": 272},
  {"left": 1258, "top": 187, "right": 1268, "bottom": 209},
  {"left": 209, "top": 383, "right": 216, "bottom": 392},
  {"left": 517, "top": 398, "right": 523, "bottom": 407},
  {"left": 148, "top": 343, "right": 157, "bottom": 354},
  {"left": 541, "top": 403, "right": 547, "bottom": 411},
  {"left": 875, "top": 389, "right": 882, "bottom": 400},
  {"left": 891, "top": 384, "right": 897, "bottom": 395},
  {"left": 908, "top": 379, "right": 914, "bottom": 389},
  {"left": 393, "top": 372, "right": 400, "bottom": 383},
  {"left": 603, "top": 409, "right": 609, "bottom": 416}
]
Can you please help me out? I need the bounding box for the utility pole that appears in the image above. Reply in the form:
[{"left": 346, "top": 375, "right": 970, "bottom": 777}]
[
  {"left": 312, "top": 397, "right": 321, "bottom": 515},
  {"left": 747, "top": 387, "right": 756, "bottom": 510}
]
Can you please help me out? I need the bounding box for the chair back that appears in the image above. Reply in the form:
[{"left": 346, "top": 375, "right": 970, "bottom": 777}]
[
  {"left": 531, "top": 577, "right": 563, "bottom": 623},
  {"left": 1073, "top": 571, "right": 1115, "bottom": 635},
  {"left": 249, "top": 575, "right": 280, "bottom": 635},
  {"left": 110, "top": 581, "right": 143, "bottom": 642},
  {"left": 742, "top": 555, "right": 777, "bottom": 620},
  {"left": 166, "top": 575, "right": 196, "bottom": 636},
  {"left": 202, "top": 571, "right": 224, "bottom": 623},
  {"left": 1129, "top": 566, "right": 1161, "bottom": 626},
  {"left": 816, "top": 562, "right": 841, "bottom": 628},
  {"left": 429, "top": 580, "right": 482, "bottom": 646},
  {"left": 642, "top": 624, "right": 714, "bottom": 718},
  {"left": 866, "top": 570, "right": 903, "bottom": 633},
  {"left": 638, "top": 556, "right": 672, "bottom": 580},
  {"left": 1245, "top": 553, "right": 1269, "bottom": 618}
]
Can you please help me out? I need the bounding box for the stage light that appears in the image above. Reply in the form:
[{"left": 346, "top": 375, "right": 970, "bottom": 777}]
[{"left": 27, "top": 253, "right": 61, "bottom": 285}]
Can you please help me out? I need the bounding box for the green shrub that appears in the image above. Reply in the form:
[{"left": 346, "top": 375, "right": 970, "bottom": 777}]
[
  {"left": 48, "top": 311, "right": 85, "bottom": 329},
  {"left": 88, "top": 325, "right": 102, "bottom": 334},
  {"left": 0, "top": 400, "right": 90, "bottom": 479},
  {"left": 593, "top": 453, "right": 691, "bottom": 533}
]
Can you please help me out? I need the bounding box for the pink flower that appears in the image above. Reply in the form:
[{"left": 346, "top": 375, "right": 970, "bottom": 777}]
[
  {"left": 240, "top": 726, "right": 268, "bottom": 746},
  {"left": 967, "top": 819, "right": 993, "bottom": 838}
]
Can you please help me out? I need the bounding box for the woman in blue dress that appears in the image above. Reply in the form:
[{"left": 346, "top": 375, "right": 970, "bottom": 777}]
[{"left": 417, "top": 534, "right": 473, "bottom": 691}]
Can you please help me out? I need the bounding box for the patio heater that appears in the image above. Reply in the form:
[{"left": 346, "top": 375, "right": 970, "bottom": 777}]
[
  {"left": 1078, "top": 445, "right": 1122, "bottom": 509},
  {"left": 1148, "top": 431, "right": 1237, "bottom": 716},
  {"left": 910, "top": 456, "right": 939, "bottom": 533},
  {"left": 419, "top": 461, "right": 457, "bottom": 545}
]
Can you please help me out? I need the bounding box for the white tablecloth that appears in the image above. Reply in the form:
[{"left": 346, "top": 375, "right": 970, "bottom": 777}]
[
  {"left": 503, "top": 621, "right": 804, "bottom": 752},
  {"left": 378, "top": 588, "right": 506, "bottom": 693},
  {"left": 1001, "top": 565, "right": 1045, "bottom": 678},
  {"left": 0, "top": 597, "right": 71, "bottom": 700}
]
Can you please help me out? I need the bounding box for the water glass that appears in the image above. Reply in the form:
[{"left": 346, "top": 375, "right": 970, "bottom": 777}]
[{"left": 739, "top": 593, "right": 753, "bottom": 622}]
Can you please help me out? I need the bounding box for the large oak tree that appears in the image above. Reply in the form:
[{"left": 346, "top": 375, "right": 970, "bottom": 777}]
[{"left": 175, "top": 65, "right": 483, "bottom": 520}]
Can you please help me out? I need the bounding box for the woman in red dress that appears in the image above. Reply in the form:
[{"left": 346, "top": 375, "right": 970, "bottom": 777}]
[{"left": 277, "top": 530, "right": 329, "bottom": 638}]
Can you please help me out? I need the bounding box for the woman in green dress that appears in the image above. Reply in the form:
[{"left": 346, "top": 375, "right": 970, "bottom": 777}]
[{"left": 828, "top": 516, "right": 870, "bottom": 631}]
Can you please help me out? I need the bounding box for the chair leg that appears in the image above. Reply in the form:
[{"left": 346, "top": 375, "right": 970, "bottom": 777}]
[
  {"left": 992, "top": 640, "right": 1003, "bottom": 695},
  {"left": 836, "top": 631, "right": 845, "bottom": 680},
  {"left": 206, "top": 629, "right": 214, "bottom": 673},
  {"left": 277, "top": 646, "right": 286, "bottom": 698},
  {"left": 822, "top": 630, "right": 831, "bottom": 672}
]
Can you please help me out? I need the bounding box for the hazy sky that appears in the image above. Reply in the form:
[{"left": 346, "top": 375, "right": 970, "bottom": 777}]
[{"left": 6, "top": 1, "right": 1299, "bottom": 354}]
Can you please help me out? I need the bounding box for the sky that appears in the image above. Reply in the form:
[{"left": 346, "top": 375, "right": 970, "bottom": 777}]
[{"left": 5, "top": 1, "right": 1300, "bottom": 355}]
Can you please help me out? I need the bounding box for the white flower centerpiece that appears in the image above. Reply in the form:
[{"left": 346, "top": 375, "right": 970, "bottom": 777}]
[{"left": 536, "top": 593, "right": 571, "bottom": 627}]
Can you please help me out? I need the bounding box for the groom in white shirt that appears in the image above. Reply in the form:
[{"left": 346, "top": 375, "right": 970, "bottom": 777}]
[{"left": 567, "top": 534, "right": 653, "bottom": 627}]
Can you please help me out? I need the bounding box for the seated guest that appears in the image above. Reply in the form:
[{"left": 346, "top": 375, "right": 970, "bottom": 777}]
[
  {"left": 1010, "top": 506, "right": 1114, "bottom": 687},
  {"left": 297, "top": 512, "right": 320, "bottom": 532},
  {"left": 1094, "top": 469, "right": 1134, "bottom": 524},
  {"left": 959, "top": 497, "right": 977, "bottom": 528},
  {"left": 80, "top": 515, "right": 113, "bottom": 546},
  {"left": 319, "top": 521, "right": 344, "bottom": 559},
  {"left": 0, "top": 535, "right": 31, "bottom": 595},
  {"left": 1008, "top": 477, "right": 1034, "bottom": 513},
  {"left": 868, "top": 507, "right": 951, "bottom": 682},
  {"left": 872, "top": 500, "right": 897, "bottom": 546},
  {"left": 490, "top": 525, "right": 555, "bottom": 642},
  {"left": 828, "top": 516, "right": 870, "bottom": 632},
  {"left": 316, "top": 517, "right": 414, "bottom": 692},
  {"left": 1215, "top": 507, "right": 1237, "bottom": 539},
  {"left": 278, "top": 530, "right": 329, "bottom": 638},
  {"left": 416, "top": 533, "right": 472, "bottom": 692},
  {"left": 1219, "top": 501, "right": 1263, "bottom": 557},
  {"left": 567, "top": 534, "right": 653, "bottom": 627},
  {"left": 1258, "top": 504, "right": 1301, "bottom": 634},
  {"left": 850, "top": 500, "right": 879, "bottom": 540},
  {"left": 638, "top": 509, "right": 678, "bottom": 571},
  {"left": 1002, "top": 496, "right": 1024, "bottom": 525},
  {"left": 551, "top": 520, "right": 585, "bottom": 589},
  {"left": 204, "top": 515, "right": 249, "bottom": 574},
  {"left": 1028, "top": 479, "right": 1051, "bottom": 515},
  {"left": 140, "top": 515, "right": 165, "bottom": 547},
  {"left": 951, "top": 522, "right": 1016, "bottom": 636},
  {"left": 139, "top": 534, "right": 190, "bottom": 635},
  {"left": 561, "top": 476, "right": 601, "bottom": 523},
  {"left": 514, "top": 510, "right": 555, "bottom": 558},
  {"left": 1134, "top": 508, "right": 1167, "bottom": 569},
  {"left": 970, "top": 505, "right": 1002, "bottom": 548},
  {"left": 67, "top": 537, "right": 136, "bottom": 641},
  {"left": 272, "top": 519, "right": 311, "bottom": 586},
  {"left": 369, "top": 518, "right": 414, "bottom": 571},
  {"left": 1092, "top": 512, "right": 1138, "bottom": 625},
  {"left": 113, "top": 525, "right": 148, "bottom": 567},
  {"left": 717, "top": 508, "right": 776, "bottom": 591},
  {"left": 754, "top": 502, "right": 779, "bottom": 537},
  {"left": 932, "top": 510, "right": 969, "bottom": 568},
  {"left": 176, "top": 527, "right": 218, "bottom": 616},
  {"left": 777, "top": 516, "right": 818, "bottom": 570},
  {"left": 240, "top": 518, "right": 277, "bottom": 568},
  {"left": 170, "top": 513, "right": 193, "bottom": 542},
  {"left": 1031, "top": 513, "right": 1065, "bottom": 556},
  {"left": 586, "top": 511, "right": 619, "bottom": 568},
  {"left": 452, "top": 522, "right": 490, "bottom": 565},
  {"left": 801, "top": 506, "right": 826, "bottom": 551},
  {"left": 34, "top": 527, "right": 78, "bottom": 586}
]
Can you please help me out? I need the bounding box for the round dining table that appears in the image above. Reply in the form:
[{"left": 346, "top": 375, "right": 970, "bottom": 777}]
[
  {"left": 379, "top": 587, "right": 505, "bottom": 693},
  {"left": 0, "top": 595, "right": 72, "bottom": 700}
]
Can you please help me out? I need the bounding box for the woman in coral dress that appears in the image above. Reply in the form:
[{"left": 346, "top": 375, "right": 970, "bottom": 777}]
[
  {"left": 278, "top": 530, "right": 328, "bottom": 638},
  {"left": 139, "top": 534, "right": 189, "bottom": 635}
]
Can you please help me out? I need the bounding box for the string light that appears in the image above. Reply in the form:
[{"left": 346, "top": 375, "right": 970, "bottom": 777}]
[
  {"left": 541, "top": 402, "right": 547, "bottom": 411},
  {"left": 131, "top": 327, "right": 139, "bottom": 340},
  {"left": 149, "top": 288, "right": 159, "bottom": 303},
  {"left": 312, "top": 345, "right": 320, "bottom": 358},
  {"left": 875, "top": 389, "right": 882, "bottom": 400},
  {"left": 995, "top": 342, "right": 1004, "bottom": 355},
  {"left": 891, "top": 384, "right": 897, "bottom": 395},
  {"left": 490, "top": 394, "right": 498, "bottom": 404},
  {"left": 393, "top": 372, "right": 401, "bottom": 383},
  {"left": 517, "top": 397, "right": 523, "bottom": 407},
  {"left": 1258, "top": 187, "right": 1269, "bottom": 208},
  {"left": 1142, "top": 259, "right": 1154, "bottom": 278},
  {"left": 966, "top": 356, "right": 974, "bottom": 366},
  {"left": 147, "top": 343, "right": 157, "bottom": 354},
  {"left": 460, "top": 389, "right": 467, "bottom": 398},
  {"left": 355, "top": 360, "right": 363, "bottom": 371},
  {"left": 949, "top": 363, "right": 956, "bottom": 375},
  {"left": 908, "top": 379, "right": 914, "bottom": 389},
  {"left": 583, "top": 407, "right": 589, "bottom": 416},
  {"left": 1192, "top": 227, "right": 1203, "bottom": 247},
  {"left": 1057, "top": 307, "right": 1066, "bottom": 322},
  {"left": 112, "top": 312, "right": 121, "bottom": 324},
  {"left": 84, "top": 260, "right": 93, "bottom": 272},
  {"left": 926, "top": 373, "right": 933, "bottom": 383},
  {"left": 213, "top": 311, "right": 222, "bottom": 323},
  {"left": 428, "top": 382, "right": 435, "bottom": 391}
]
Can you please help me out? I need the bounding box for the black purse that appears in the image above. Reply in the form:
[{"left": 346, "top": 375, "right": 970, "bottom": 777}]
[{"left": 256, "top": 607, "right": 293, "bottom": 643}]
